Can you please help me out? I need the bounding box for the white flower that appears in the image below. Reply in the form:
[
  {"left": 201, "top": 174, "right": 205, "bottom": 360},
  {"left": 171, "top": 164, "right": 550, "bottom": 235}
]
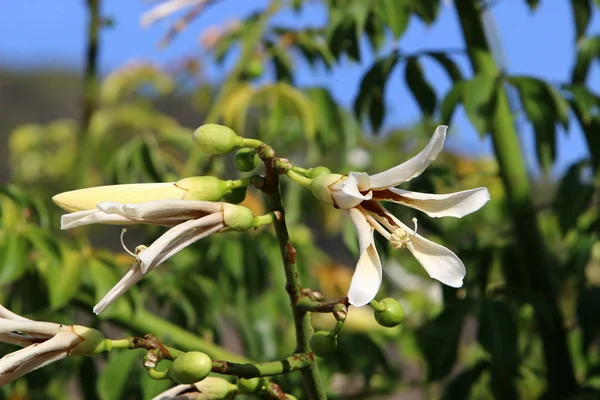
[
  {"left": 140, "top": 0, "right": 209, "bottom": 28},
  {"left": 57, "top": 199, "right": 257, "bottom": 314},
  {"left": 0, "top": 305, "right": 106, "bottom": 386},
  {"left": 311, "top": 126, "right": 490, "bottom": 306}
]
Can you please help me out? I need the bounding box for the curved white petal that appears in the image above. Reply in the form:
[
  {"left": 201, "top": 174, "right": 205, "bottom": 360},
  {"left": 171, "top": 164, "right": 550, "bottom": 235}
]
[
  {"left": 345, "top": 208, "right": 382, "bottom": 307},
  {"left": 93, "top": 263, "right": 143, "bottom": 315},
  {"left": 406, "top": 234, "right": 465, "bottom": 288},
  {"left": 120, "top": 200, "right": 221, "bottom": 220},
  {"left": 0, "top": 348, "right": 67, "bottom": 386},
  {"left": 151, "top": 384, "right": 194, "bottom": 400},
  {"left": 138, "top": 214, "right": 224, "bottom": 273},
  {"left": 330, "top": 173, "right": 372, "bottom": 209},
  {"left": 368, "top": 125, "right": 447, "bottom": 189},
  {"left": 382, "top": 187, "right": 490, "bottom": 218},
  {"left": 0, "top": 320, "right": 62, "bottom": 336},
  {"left": 61, "top": 209, "right": 135, "bottom": 230},
  {"left": 0, "top": 305, "right": 30, "bottom": 321}
]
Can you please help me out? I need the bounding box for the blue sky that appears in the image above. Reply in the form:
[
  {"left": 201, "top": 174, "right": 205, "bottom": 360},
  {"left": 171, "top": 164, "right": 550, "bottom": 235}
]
[{"left": 1, "top": 0, "right": 598, "bottom": 177}]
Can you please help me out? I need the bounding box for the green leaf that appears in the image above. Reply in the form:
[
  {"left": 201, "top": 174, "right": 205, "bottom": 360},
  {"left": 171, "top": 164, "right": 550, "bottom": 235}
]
[
  {"left": 378, "top": 0, "right": 410, "bottom": 39},
  {"left": 478, "top": 300, "right": 519, "bottom": 399},
  {"left": 327, "top": 9, "right": 361, "bottom": 61},
  {"left": 443, "top": 360, "right": 490, "bottom": 400},
  {"left": 440, "top": 81, "right": 464, "bottom": 124},
  {"left": 407, "top": 0, "right": 440, "bottom": 25},
  {"left": 463, "top": 74, "right": 498, "bottom": 136},
  {"left": 353, "top": 52, "right": 400, "bottom": 132},
  {"left": 525, "top": 0, "right": 540, "bottom": 10},
  {"left": 426, "top": 52, "right": 463, "bottom": 82},
  {"left": 554, "top": 160, "right": 595, "bottom": 233},
  {"left": 572, "top": 0, "right": 591, "bottom": 40},
  {"left": 507, "top": 76, "right": 570, "bottom": 171},
  {"left": 566, "top": 84, "right": 600, "bottom": 124},
  {"left": 405, "top": 57, "right": 437, "bottom": 117},
  {"left": 572, "top": 36, "right": 600, "bottom": 84},
  {"left": 97, "top": 349, "right": 139, "bottom": 400},
  {"left": 0, "top": 233, "right": 29, "bottom": 285},
  {"left": 46, "top": 247, "right": 81, "bottom": 310},
  {"left": 348, "top": 0, "right": 374, "bottom": 38},
  {"left": 305, "top": 87, "right": 344, "bottom": 149},
  {"left": 418, "top": 302, "right": 469, "bottom": 381}
]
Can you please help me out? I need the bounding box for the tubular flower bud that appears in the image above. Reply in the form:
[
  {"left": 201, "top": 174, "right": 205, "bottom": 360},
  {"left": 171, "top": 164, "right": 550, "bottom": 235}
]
[
  {"left": 0, "top": 305, "right": 108, "bottom": 386},
  {"left": 192, "top": 124, "right": 243, "bottom": 155},
  {"left": 151, "top": 378, "right": 237, "bottom": 400}
]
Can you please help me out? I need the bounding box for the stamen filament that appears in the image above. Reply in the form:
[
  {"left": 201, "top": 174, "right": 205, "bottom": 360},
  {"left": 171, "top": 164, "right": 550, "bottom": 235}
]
[{"left": 120, "top": 229, "right": 137, "bottom": 257}]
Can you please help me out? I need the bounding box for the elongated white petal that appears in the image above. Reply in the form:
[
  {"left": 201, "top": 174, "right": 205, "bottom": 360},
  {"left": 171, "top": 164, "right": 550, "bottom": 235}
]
[
  {"left": 141, "top": 0, "right": 206, "bottom": 27},
  {"left": 406, "top": 234, "right": 465, "bottom": 288},
  {"left": 61, "top": 209, "right": 136, "bottom": 230},
  {"left": 93, "top": 263, "right": 143, "bottom": 315},
  {"left": 0, "top": 349, "right": 67, "bottom": 386},
  {"left": 0, "top": 333, "right": 44, "bottom": 347},
  {"left": 138, "top": 214, "right": 224, "bottom": 273},
  {"left": 332, "top": 172, "right": 372, "bottom": 210},
  {"left": 346, "top": 208, "right": 382, "bottom": 307},
  {"left": 0, "top": 319, "right": 62, "bottom": 336},
  {"left": 151, "top": 384, "right": 194, "bottom": 400},
  {"left": 381, "top": 187, "right": 490, "bottom": 218},
  {"left": 119, "top": 200, "right": 222, "bottom": 220},
  {"left": 0, "top": 331, "right": 79, "bottom": 384},
  {"left": 0, "top": 305, "right": 30, "bottom": 321},
  {"left": 368, "top": 125, "right": 447, "bottom": 189}
]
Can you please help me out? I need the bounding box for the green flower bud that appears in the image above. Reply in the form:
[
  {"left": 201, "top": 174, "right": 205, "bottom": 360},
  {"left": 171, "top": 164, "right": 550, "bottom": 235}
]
[
  {"left": 309, "top": 331, "right": 337, "bottom": 357},
  {"left": 222, "top": 204, "right": 256, "bottom": 231},
  {"left": 310, "top": 173, "right": 343, "bottom": 204},
  {"left": 176, "top": 176, "right": 234, "bottom": 201},
  {"left": 69, "top": 326, "right": 109, "bottom": 356},
  {"left": 237, "top": 377, "right": 265, "bottom": 394},
  {"left": 193, "top": 124, "right": 243, "bottom": 155},
  {"left": 192, "top": 377, "right": 237, "bottom": 399},
  {"left": 220, "top": 187, "right": 247, "bottom": 204},
  {"left": 233, "top": 148, "right": 259, "bottom": 172},
  {"left": 373, "top": 298, "right": 405, "bottom": 328},
  {"left": 309, "top": 166, "right": 331, "bottom": 178},
  {"left": 169, "top": 351, "right": 213, "bottom": 384}
]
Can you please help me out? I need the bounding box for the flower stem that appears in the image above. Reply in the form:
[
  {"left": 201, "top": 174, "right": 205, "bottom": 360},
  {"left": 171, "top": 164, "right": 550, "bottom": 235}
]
[
  {"left": 455, "top": 2, "right": 577, "bottom": 396},
  {"left": 286, "top": 170, "right": 313, "bottom": 188},
  {"left": 241, "top": 138, "right": 264, "bottom": 149},
  {"left": 211, "top": 353, "right": 313, "bottom": 378},
  {"left": 260, "top": 149, "right": 327, "bottom": 399}
]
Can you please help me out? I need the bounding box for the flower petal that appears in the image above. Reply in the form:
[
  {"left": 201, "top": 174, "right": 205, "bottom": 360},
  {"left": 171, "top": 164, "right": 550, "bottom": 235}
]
[
  {"left": 407, "top": 234, "right": 465, "bottom": 288},
  {"left": 0, "top": 349, "right": 67, "bottom": 386},
  {"left": 0, "top": 305, "right": 30, "bottom": 321},
  {"left": 61, "top": 208, "right": 135, "bottom": 230},
  {"left": 0, "top": 320, "right": 63, "bottom": 336},
  {"left": 93, "top": 262, "right": 143, "bottom": 315},
  {"left": 151, "top": 384, "right": 194, "bottom": 400},
  {"left": 368, "top": 125, "right": 447, "bottom": 189},
  {"left": 345, "top": 208, "right": 382, "bottom": 307},
  {"left": 382, "top": 187, "right": 490, "bottom": 218},
  {"left": 120, "top": 200, "right": 222, "bottom": 220},
  {"left": 137, "top": 213, "right": 224, "bottom": 273},
  {"left": 332, "top": 173, "right": 373, "bottom": 209}
]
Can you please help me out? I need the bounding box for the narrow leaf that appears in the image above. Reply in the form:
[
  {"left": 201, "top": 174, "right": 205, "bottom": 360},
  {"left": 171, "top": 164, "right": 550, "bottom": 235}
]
[
  {"left": 463, "top": 74, "right": 498, "bottom": 136},
  {"left": 440, "top": 81, "right": 464, "bottom": 124},
  {"left": 572, "top": 0, "right": 591, "bottom": 40},
  {"left": 405, "top": 57, "right": 437, "bottom": 117}
]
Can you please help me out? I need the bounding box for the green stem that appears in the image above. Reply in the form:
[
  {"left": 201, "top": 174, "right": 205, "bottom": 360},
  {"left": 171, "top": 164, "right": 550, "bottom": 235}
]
[
  {"left": 183, "top": 1, "right": 280, "bottom": 176},
  {"left": 241, "top": 138, "right": 264, "bottom": 149},
  {"left": 368, "top": 299, "right": 385, "bottom": 313},
  {"left": 212, "top": 353, "right": 313, "bottom": 378},
  {"left": 255, "top": 212, "right": 277, "bottom": 227},
  {"left": 455, "top": 2, "right": 577, "bottom": 396},
  {"left": 286, "top": 170, "right": 313, "bottom": 188},
  {"left": 260, "top": 149, "right": 327, "bottom": 400},
  {"left": 78, "top": 0, "right": 101, "bottom": 186},
  {"left": 147, "top": 368, "right": 169, "bottom": 380},
  {"left": 109, "top": 338, "right": 131, "bottom": 349}
]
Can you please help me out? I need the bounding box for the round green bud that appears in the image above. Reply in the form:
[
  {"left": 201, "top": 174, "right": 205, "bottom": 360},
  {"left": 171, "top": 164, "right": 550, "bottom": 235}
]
[
  {"left": 70, "top": 326, "right": 109, "bottom": 356},
  {"left": 220, "top": 186, "right": 247, "bottom": 204},
  {"left": 309, "top": 173, "right": 343, "bottom": 204},
  {"left": 237, "top": 377, "right": 265, "bottom": 394},
  {"left": 309, "top": 166, "right": 331, "bottom": 178},
  {"left": 243, "top": 56, "right": 264, "bottom": 80},
  {"left": 176, "top": 176, "right": 234, "bottom": 201},
  {"left": 233, "top": 148, "right": 259, "bottom": 172},
  {"left": 309, "top": 331, "right": 337, "bottom": 357},
  {"left": 222, "top": 204, "right": 256, "bottom": 231},
  {"left": 193, "top": 124, "right": 243, "bottom": 155},
  {"left": 374, "top": 298, "right": 405, "bottom": 328},
  {"left": 169, "top": 351, "right": 212, "bottom": 385}
]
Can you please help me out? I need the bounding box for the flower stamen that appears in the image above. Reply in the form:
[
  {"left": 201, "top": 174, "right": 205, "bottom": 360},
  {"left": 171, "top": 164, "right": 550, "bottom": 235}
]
[
  {"left": 120, "top": 229, "right": 147, "bottom": 257},
  {"left": 390, "top": 217, "right": 418, "bottom": 250}
]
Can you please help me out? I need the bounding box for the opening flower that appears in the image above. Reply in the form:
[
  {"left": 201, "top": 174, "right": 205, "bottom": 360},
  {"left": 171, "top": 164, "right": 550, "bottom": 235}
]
[
  {"left": 0, "top": 305, "right": 106, "bottom": 386},
  {"left": 310, "top": 126, "right": 491, "bottom": 306},
  {"left": 54, "top": 198, "right": 259, "bottom": 314}
]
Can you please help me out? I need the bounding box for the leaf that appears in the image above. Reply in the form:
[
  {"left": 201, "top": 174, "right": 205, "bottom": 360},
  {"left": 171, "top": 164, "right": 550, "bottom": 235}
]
[
  {"left": 463, "top": 74, "right": 498, "bottom": 136},
  {"left": 443, "top": 361, "right": 490, "bottom": 400},
  {"left": 525, "top": 0, "right": 540, "bottom": 10},
  {"left": 507, "top": 76, "right": 570, "bottom": 171},
  {"left": 353, "top": 52, "right": 400, "bottom": 132},
  {"left": 46, "top": 247, "right": 81, "bottom": 310},
  {"left": 478, "top": 300, "right": 519, "bottom": 399},
  {"left": 405, "top": 57, "right": 437, "bottom": 117},
  {"left": 417, "top": 302, "right": 469, "bottom": 381},
  {"left": 348, "top": 0, "right": 374, "bottom": 38},
  {"left": 407, "top": 0, "right": 440, "bottom": 25},
  {"left": 554, "top": 160, "right": 594, "bottom": 233},
  {"left": 97, "top": 349, "right": 139, "bottom": 400},
  {"left": 427, "top": 52, "right": 463, "bottom": 82},
  {"left": 327, "top": 10, "right": 361, "bottom": 61},
  {"left": 578, "top": 287, "right": 600, "bottom": 356},
  {"left": 378, "top": 0, "right": 410, "bottom": 39},
  {"left": 572, "top": 0, "right": 591, "bottom": 40},
  {"left": 572, "top": 36, "right": 600, "bottom": 84},
  {"left": 0, "top": 233, "right": 29, "bottom": 285},
  {"left": 440, "top": 81, "right": 464, "bottom": 124},
  {"left": 305, "top": 87, "right": 344, "bottom": 149},
  {"left": 566, "top": 84, "right": 600, "bottom": 124}
]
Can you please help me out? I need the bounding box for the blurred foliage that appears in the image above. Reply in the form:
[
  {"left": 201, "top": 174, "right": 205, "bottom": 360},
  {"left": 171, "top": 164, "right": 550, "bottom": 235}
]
[{"left": 2, "top": 0, "right": 600, "bottom": 399}]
